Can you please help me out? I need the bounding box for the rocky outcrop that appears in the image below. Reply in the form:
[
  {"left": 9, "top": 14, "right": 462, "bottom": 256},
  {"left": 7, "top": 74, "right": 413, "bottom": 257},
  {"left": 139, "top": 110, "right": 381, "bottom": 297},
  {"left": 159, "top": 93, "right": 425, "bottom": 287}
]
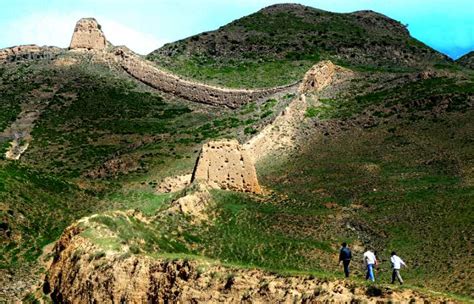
[
  {"left": 69, "top": 18, "right": 108, "bottom": 51},
  {"left": 191, "top": 139, "right": 262, "bottom": 193},
  {"left": 298, "top": 60, "right": 353, "bottom": 93},
  {"left": 112, "top": 47, "right": 296, "bottom": 108},
  {"left": 0, "top": 45, "right": 61, "bottom": 63},
  {"left": 44, "top": 225, "right": 453, "bottom": 303}
]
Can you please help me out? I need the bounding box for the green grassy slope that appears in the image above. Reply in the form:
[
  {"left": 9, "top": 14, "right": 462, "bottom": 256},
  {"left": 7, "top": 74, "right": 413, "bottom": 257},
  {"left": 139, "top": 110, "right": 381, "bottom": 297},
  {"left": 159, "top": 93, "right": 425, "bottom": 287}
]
[
  {"left": 261, "top": 110, "right": 473, "bottom": 295},
  {"left": 0, "top": 55, "right": 293, "bottom": 279},
  {"left": 70, "top": 71, "right": 473, "bottom": 297},
  {"left": 0, "top": 7, "right": 472, "bottom": 300},
  {"left": 147, "top": 3, "right": 450, "bottom": 88}
]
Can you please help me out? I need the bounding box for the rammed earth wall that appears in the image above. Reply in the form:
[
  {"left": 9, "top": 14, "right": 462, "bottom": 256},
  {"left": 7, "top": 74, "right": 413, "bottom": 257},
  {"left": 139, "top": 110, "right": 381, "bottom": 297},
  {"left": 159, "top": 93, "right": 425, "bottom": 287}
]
[{"left": 112, "top": 47, "right": 297, "bottom": 108}]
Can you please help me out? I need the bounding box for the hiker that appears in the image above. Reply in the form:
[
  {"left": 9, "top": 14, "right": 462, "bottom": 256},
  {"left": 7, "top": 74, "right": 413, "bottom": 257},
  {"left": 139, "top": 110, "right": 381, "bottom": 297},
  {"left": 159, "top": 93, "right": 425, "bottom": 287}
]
[
  {"left": 390, "top": 251, "right": 406, "bottom": 284},
  {"left": 338, "top": 242, "right": 352, "bottom": 278},
  {"left": 363, "top": 249, "right": 377, "bottom": 282}
]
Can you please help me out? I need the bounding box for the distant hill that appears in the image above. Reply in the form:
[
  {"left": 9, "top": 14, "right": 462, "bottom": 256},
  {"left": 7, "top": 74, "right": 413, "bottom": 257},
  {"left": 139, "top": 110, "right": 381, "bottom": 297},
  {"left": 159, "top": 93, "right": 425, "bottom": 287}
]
[
  {"left": 457, "top": 51, "right": 474, "bottom": 69},
  {"left": 1, "top": 9, "right": 473, "bottom": 302},
  {"left": 147, "top": 3, "right": 450, "bottom": 88}
]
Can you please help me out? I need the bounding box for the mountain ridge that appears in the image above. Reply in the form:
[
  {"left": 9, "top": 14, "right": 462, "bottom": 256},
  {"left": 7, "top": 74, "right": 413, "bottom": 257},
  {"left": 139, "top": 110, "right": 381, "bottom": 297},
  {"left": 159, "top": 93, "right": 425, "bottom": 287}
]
[{"left": 0, "top": 5, "right": 473, "bottom": 302}]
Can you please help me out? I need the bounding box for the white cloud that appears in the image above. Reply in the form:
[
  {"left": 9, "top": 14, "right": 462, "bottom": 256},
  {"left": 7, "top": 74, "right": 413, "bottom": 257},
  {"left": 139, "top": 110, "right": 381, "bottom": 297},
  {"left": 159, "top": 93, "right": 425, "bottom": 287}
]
[
  {"left": 2, "top": 12, "right": 166, "bottom": 54},
  {"left": 100, "top": 19, "right": 167, "bottom": 54}
]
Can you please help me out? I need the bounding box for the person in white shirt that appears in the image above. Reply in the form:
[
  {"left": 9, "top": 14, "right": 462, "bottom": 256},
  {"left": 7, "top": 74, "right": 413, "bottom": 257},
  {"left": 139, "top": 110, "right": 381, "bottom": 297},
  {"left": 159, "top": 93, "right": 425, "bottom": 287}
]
[
  {"left": 363, "top": 249, "right": 377, "bottom": 282},
  {"left": 390, "top": 251, "right": 406, "bottom": 284}
]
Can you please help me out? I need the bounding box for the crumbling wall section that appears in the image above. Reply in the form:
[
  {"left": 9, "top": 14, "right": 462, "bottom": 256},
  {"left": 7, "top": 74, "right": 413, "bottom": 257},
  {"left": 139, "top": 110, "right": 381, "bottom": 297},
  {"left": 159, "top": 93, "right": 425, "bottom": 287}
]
[
  {"left": 0, "top": 45, "right": 61, "bottom": 63},
  {"left": 113, "top": 47, "right": 296, "bottom": 108},
  {"left": 192, "top": 139, "right": 261, "bottom": 193}
]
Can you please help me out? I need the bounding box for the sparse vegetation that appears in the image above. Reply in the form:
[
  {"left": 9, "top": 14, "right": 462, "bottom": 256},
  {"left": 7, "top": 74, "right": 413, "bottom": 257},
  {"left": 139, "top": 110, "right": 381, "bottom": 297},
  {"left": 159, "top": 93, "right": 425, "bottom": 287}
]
[
  {"left": 148, "top": 4, "right": 449, "bottom": 88},
  {"left": 1, "top": 3, "right": 473, "bottom": 302}
]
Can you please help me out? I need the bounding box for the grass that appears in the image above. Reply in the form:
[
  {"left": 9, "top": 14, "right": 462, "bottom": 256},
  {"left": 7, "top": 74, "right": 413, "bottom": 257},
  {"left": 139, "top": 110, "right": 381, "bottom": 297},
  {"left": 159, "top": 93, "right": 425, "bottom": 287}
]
[
  {"left": 0, "top": 161, "right": 102, "bottom": 269},
  {"left": 0, "top": 60, "right": 293, "bottom": 180},
  {"left": 0, "top": 57, "right": 296, "bottom": 279},
  {"left": 1, "top": 34, "right": 472, "bottom": 302},
  {"left": 103, "top": 190, "right": 173, "bottom": 216},
  {"left": 78, "top": 188, "right": 336, "bottom": 273},
  {"left": 311, "top": 76, "right": 473, "bottom": 120},
  {"left": 260, "top": 109, "right": 474, "bottom": 296},
  {"left": 148, "top": 56, "right": 314, "bottom": 89}
]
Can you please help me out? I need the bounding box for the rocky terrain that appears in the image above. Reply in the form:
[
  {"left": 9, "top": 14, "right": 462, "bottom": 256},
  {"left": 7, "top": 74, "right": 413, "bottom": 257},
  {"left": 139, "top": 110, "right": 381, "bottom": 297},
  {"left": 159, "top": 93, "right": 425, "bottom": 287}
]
[
  {"left": 0, "top": 3, "right": 473, "bottom": 303},
  {"left": 457, "top": 51, "right": 474, "bottom": 69}
]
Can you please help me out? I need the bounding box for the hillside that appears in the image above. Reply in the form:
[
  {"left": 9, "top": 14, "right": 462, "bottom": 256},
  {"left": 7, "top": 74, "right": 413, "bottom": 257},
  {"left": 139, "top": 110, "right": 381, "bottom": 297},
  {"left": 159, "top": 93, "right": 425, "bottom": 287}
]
[
  {"left": 147, "top": 3, "right": 450, "bottom": 88},
  {"left": 457, "top": 51, "right": 474, "bottom": 69},
  {"left": 0, "top": 6, "right": 473, "bottom": 303},
  {"left": 0, "top": 19, "right": 299, "bottom": 301}
]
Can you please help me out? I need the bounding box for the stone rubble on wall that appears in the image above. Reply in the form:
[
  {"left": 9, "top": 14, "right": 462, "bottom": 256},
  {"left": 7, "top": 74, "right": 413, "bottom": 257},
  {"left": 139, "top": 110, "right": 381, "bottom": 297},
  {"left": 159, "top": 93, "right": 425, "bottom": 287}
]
[{"left": 191, "top": 139, "right": 262, "bottom": 194}]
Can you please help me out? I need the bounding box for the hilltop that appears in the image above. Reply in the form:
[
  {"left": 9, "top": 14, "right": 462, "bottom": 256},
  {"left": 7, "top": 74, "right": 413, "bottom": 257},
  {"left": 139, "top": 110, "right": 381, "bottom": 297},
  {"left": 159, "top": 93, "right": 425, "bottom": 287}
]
[
  {"left": 147, "top": 3, "right": 451, "bottom": 88},
  {"left": 457, "top": 51, "right": 474, "bottom": 69},
  {"left": 0, "top": 5, "right": 473, "bottom": 303}
]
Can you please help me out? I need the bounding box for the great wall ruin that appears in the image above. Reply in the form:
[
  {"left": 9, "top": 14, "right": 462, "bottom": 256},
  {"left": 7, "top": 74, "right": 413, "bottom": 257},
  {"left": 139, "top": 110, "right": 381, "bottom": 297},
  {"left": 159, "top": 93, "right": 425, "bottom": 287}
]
[
  {"left": 69, "top": 18, "right": 108, "bottom": 51},
  {"left": 0, "top": 45, "right": 61, "bottom": 64},
  {"left": 112, "top": 47, "right": 297, "bottom": 108},
  {"left": 68, "top": 18, "right": 296, "bottom": 108},
  {"left": 1, "top": 17, "right": 347, "bottom": 193},
  {"left": 1, "top": 18, "right": 295, "bottom": 109},
  {"left": 191, "top": 139, "right": 262, "bottom": 194}
]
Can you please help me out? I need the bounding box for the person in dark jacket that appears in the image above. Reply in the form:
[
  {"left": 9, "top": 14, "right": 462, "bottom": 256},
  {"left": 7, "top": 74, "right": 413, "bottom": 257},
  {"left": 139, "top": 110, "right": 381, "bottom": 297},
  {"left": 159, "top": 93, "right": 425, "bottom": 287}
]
[{"left": 339, "top": 242, "right": 352, "bottom": 278}]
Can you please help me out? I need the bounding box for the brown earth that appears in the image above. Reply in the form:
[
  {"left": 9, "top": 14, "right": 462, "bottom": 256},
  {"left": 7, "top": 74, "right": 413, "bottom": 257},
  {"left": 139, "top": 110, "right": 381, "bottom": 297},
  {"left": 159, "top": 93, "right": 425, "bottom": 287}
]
[
  {"left": 69, "top": 18, "right": 108, "bottom": 51},
  {"left": 0, "top": 44, "right": 61, "bottom": 63},
  {"left": 43, "top": 224, "right": 457, "bottom": 303},
  {"left": 157, "top": 174, "right": 192, "bottom": 193},
  {"left": 191, "top": 139, "right": 262, "bottom": 194},
  {"left": 299, "top": 60, "right": 354, "bottom": 94}
]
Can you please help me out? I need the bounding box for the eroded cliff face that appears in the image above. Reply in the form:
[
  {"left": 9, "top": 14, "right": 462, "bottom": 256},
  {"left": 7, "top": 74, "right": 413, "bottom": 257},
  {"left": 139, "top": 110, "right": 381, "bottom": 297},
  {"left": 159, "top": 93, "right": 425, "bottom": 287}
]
[{"left": 44, "top": 224, "right": 452, "bottom": 303}]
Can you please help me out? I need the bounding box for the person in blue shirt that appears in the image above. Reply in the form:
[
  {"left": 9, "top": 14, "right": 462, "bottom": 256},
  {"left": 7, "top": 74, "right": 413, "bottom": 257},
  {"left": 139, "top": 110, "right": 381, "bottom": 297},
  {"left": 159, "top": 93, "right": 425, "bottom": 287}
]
[{"left": 339, "top": 242, "right": 352, "bottom": 278}]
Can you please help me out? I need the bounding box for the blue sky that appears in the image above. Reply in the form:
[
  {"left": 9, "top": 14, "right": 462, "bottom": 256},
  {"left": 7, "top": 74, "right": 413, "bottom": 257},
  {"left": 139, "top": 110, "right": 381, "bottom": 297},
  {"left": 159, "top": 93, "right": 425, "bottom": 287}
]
[{"left": 1, "top": 0, "right": 473, "bottom": 58}]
